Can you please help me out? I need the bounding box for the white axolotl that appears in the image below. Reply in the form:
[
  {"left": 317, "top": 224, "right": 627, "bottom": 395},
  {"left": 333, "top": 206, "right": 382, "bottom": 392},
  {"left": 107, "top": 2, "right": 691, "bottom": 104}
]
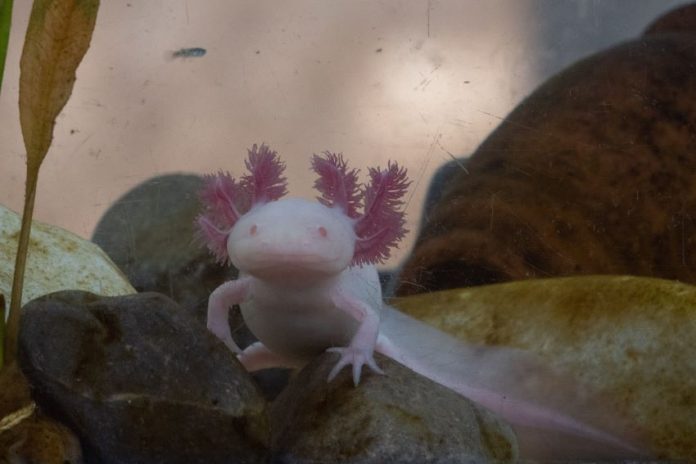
[{"left": 196, "top": 144, "right": 648, "bottom": 460}]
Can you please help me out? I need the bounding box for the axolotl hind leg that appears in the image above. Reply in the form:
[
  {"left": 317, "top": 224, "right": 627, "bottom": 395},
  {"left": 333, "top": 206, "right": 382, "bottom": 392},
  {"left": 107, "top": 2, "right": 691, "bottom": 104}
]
[{"left": 238, "top": 341, "right": 305, "bottom": 371}]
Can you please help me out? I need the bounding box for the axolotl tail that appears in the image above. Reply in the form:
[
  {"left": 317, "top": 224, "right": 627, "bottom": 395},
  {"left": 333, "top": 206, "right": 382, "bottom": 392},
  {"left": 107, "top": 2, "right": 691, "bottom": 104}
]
[{"left": 376, "top": 305, "right": 650, "bottom": 460}]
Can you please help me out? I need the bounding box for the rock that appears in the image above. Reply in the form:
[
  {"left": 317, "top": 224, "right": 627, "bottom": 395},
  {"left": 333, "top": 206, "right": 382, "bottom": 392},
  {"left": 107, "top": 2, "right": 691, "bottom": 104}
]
[
  {"left": 644, "top": 3, "right": 696, "bottom": 35},
  {"left": 0, "top": 412, "right": 83, "bottom": 464},
  {"left": 0, "top": 204, "right": 134, "bottom": 306},
  {"left": 396, "top": 5, "right": 696, "bottom": 295},
  {"left": 270, "top": 352, "right": 517, "bottom": 464},
  {"left": 0, "top": 363, "right": 81, "bottom": 464},
  {"left": 91, "top": 174, "right": 233, "bottom": 323},
  {"left": 18, "top": 291, "right": 269, "bottom": 464},
  {"left": 0, "top": 362, "right": 33, "bottom": 420},
  {"left": 392, "top": 276, "right": 696, "bottom": 460}
]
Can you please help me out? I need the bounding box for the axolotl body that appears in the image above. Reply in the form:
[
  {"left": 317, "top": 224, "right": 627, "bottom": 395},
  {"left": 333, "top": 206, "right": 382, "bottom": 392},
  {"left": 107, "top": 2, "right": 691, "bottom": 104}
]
[
  {"left": 198, "top": 146, "right": 405, "bottom": 382},
  {"left": 209, "top": 198, "right": 385, "bottom": 382},
  {"left": 196, "top": 144, "right": 648, "bottom": 460}
]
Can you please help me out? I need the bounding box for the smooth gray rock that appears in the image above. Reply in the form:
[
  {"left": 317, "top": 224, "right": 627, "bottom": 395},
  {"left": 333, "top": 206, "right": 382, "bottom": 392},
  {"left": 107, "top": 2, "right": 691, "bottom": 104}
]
[
  {"left": 271, "top": 352, "right": 518, "bottom": 464},
  {"left": 18, "top": 290, "right": 269, "bottom": 464},
  {"left": 91, "top": 174, "right": 233, "bottom": 323}
]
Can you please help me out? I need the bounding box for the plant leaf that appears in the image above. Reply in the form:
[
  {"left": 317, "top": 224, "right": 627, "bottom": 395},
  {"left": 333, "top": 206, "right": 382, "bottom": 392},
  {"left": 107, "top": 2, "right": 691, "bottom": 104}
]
[
  {"left": 7, "top": 0, "right": 99, "bottom": 365},
  {"left": 19, "top": 0, "right": 99, "bottom": 169}
]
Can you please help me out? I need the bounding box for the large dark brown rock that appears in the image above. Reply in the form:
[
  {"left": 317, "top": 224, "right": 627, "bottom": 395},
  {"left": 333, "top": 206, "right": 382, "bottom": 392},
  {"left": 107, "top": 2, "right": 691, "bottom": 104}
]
[
  {"left": 18, "top": 291, "right": 269, "bottom": 464},
  {"left": 270, "top": 352, "right": 517, "bottom": 464},
  {"left": 644, "top": 2, "right": 696, "bottom": 35},
  {"left": 397, "top": 4, "right": 696, "bottom": 295}
]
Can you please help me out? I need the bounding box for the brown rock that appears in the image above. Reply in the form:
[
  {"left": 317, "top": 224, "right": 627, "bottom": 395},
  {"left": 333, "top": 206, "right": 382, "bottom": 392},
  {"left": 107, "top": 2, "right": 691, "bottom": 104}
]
[
  {"left": 0, "top": 363, "right": 32, "bottom": 420},
  {"left": 392, "top": 276, "right": 696, "bottom": 461},
  {"left": 0, "top": 413, "right": 83, "bottom": 464},
  {"left": 644, "top": 2, "right": 696, "bottom": 35},
  {"left": 397, "top": 5, "right": 696, "bottom": 296},
  {"left": 0, "top": 364, "right": 82, "bottom": 464},
  {"left": 270, "top": 352, "right": 518, "bottom": 464}
]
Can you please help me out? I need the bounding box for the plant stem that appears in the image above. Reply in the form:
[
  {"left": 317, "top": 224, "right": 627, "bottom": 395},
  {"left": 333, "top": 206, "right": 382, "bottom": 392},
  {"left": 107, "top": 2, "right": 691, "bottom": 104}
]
[
  {"left": 0, "top": 0, "right": 13, "bottom": 368},
  {"left": 6, "top": 167, "right": 38, "bottom": 364},
  {"left": 0, "top": 0, "right": 13, "bottom": 94}
]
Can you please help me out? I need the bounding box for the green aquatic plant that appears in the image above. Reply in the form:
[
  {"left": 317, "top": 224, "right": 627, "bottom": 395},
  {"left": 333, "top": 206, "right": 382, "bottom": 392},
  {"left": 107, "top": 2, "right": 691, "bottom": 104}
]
[
  {"left": 0, "top": 0, "right": 12, "bottom": 348},
  {"left": 0, "top": 0, "right": 12, "bottom": 93},
  {"left": 4, "top": 0, "right": 99, "bottom": 367}
]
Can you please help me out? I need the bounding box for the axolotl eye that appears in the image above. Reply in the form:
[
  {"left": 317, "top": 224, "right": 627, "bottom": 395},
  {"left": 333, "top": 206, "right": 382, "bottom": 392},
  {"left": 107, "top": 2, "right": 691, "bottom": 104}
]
[{"left": 249, "top": 223, "right": 325, "bottom": 239}]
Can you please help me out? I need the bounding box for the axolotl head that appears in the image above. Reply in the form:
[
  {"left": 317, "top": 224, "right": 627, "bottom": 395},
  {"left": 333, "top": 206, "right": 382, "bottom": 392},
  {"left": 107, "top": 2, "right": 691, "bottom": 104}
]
[
  {"left": 196, "top": 146, "right": 409, "bottom": 278},
  {"left": 227, "top": 198, "right": 356, "bottom": 280}
]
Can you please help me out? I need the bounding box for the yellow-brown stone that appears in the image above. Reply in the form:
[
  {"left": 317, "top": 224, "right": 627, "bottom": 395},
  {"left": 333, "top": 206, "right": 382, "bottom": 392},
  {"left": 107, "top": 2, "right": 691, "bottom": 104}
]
[{"left": 392, "top": 275, "right": 696, "bottom": 460}]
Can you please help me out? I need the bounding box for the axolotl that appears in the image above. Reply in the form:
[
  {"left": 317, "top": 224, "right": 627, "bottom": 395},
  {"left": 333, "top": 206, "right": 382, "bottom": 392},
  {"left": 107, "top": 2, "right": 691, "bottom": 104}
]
[{"left": 196, "top": 144, "right": 648, "bottom": 460}]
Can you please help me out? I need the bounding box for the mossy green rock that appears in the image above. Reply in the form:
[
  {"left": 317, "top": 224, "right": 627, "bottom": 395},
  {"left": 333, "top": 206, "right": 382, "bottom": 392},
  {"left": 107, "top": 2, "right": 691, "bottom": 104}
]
[{"left": 392, "top": 275, "right": 696, "bottom": 460}]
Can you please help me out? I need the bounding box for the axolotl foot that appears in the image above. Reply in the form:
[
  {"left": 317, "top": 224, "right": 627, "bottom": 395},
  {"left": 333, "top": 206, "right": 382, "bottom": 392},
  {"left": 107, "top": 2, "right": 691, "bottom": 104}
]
[{"left": 326, "top": 345, "right": 384, "bottom": 386}]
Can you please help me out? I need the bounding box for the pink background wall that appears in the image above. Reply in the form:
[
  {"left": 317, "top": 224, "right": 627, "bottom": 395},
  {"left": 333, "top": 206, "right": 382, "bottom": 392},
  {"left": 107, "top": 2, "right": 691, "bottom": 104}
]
[{"left": 0, "top": 0, "right": 682, "bottom": 266}]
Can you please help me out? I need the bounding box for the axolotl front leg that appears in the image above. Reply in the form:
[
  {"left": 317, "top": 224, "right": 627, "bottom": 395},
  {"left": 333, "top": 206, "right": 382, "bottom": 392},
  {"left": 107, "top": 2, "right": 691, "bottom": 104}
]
[
  {"left": 206, "top": 277, "right": 250, "bottom": 353},
  {"left": 206, "top": 277, "right": 301, "bottom": 370},
  {"left": 327, "top": 289, "right": 384, "bottom": 385}
]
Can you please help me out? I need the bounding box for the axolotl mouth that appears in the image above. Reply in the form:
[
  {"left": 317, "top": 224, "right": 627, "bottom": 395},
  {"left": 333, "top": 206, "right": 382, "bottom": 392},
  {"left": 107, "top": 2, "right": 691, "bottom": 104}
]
[
  {"left": 235, "top": 249, "right": 350, "bottom": 279},
  {"left": 246, "top": 251, "right": 338, "bottom": 267}
]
